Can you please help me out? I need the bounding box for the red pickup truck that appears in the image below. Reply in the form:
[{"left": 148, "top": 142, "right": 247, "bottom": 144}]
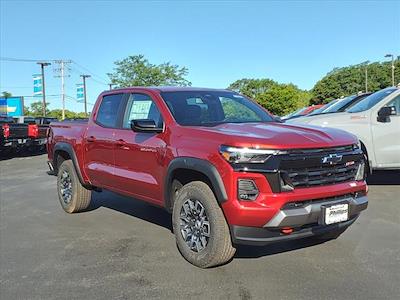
[{"left": 47, "top": 87, "right": 368, "bottom": 268}]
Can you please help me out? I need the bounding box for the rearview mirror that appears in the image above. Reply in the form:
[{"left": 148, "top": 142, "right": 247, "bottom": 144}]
[
  {"left": 377, "top": 106, "right": 396, "bottom": 123},
  {"left": 130, "top": 119, "right": 163, "bottom": 133}
]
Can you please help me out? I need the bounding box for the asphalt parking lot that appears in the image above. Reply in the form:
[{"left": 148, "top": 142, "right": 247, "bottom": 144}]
[{"left": 1, "top": 154, "right": 399, "bottom": 300}]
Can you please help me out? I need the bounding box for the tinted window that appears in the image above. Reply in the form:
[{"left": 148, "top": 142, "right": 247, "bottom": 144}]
[
  {"left": 322, "top": 96, "right": 356, "bottom": 113},
  {"left": 348, "top": 88, "right": 398, "bottom": 113},
  {"left": 96, "top": 94, "right": 123, "bottom": 128},
  {"left": 385, "top": 95, "right": 400, "bottom": 115},
  {"left": 160, "top": 91, "right": 274, "bottom": 126},
  {"left": 123, "top": 93, "right": 163, "bottom": 128}
]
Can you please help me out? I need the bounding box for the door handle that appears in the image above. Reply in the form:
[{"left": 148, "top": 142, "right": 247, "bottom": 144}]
[
  {"left": 86, "top": 136, "right": 96, "bottom": 142},
  {"left": 115, "top": 139, "right": 127, "bottom": 146}
]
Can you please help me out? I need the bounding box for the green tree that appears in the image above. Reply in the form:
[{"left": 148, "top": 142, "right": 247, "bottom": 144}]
[
  {"left": 228, "top": 78, "right": 311, "bottom": 116},
  {"left": 108, "top": 54, "right": 191, "bottom": 87},
  {"left": 311, "top": 60, "right": 400, "bottom": 104},
  {"left": 2, "top": 91, "right": 12, "bottom": 98},
  {"left": 47, "top": 109, "right": 86, "bottom": 120},
  {"left": 29, "top": 101, "right": 50, "bottom": 117}
]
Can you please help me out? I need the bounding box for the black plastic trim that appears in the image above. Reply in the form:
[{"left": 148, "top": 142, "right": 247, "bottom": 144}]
[
  {"left": 231, "top": 216, "right": 358, "bottom": 246},
  {"left": 164, "top": 157, "right": 228, "bottom": 210},
  {"left": 53, "top": 142, "right": 92, "bottom": 189}
]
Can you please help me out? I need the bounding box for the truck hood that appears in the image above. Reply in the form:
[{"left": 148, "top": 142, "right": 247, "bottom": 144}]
[{"left": 191, "top": 122, "right": 357, "bottom": 149}]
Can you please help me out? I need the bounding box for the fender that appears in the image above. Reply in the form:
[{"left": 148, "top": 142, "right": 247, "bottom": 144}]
[
  {"left": 164, "top": 157, "right": 228, "bottom": 210},
  {"left": 53, "top": 142, "right": 92, "bottom": 189}
]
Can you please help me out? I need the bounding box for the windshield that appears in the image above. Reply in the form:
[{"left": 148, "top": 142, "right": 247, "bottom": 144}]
[
  {"left": 160, "top": 91, "right": 275, "bottom": 126},
  {"left": 308, "top": 100, "right": 338, "bottom": 116},
  {"left": 347, "top": 88, "right": 398, "bottom": 113},
  {"left": 322, "top": 95, "right": 357, "bottom": 113}
]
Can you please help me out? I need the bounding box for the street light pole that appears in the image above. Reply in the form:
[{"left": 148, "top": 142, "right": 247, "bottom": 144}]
[
  {"left": 37, "top": 62, "right": 51, "bottom": 116},
  {"left": 80, "top": 75, "right": 91, "bottom": 116},
  {"left": 108, "top": 83, "right": 115, "bottom": 90},
  {"left": 363, "top": 61, "right": 369, "bottom": 93},
  {"left": 385, "top": 54, "right": 395, "bottom": 86}
]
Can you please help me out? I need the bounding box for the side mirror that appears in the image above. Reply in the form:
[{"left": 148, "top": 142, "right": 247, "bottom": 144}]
[
  {"left": 377, "top": 106, "right": 396, "bottom": 123},
  {"left": 130, "top": 119, "right": 163, "bottom": 133}
]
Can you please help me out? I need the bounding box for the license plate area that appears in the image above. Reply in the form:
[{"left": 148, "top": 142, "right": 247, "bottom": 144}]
[{"left": 321, "top": 202, "right": 349, "bottom": 225}]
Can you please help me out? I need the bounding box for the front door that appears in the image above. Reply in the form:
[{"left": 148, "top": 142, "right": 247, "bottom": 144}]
[
  {"left": 113, "top": 92, "right": 167, "bottom": 205},
  {"left": 371, "top": 94, "right": 400, "bottom": 168}
]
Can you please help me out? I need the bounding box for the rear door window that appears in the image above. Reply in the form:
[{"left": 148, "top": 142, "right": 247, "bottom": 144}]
[{"left": 96, "top": 94, "right": 124, "bottom": 128}]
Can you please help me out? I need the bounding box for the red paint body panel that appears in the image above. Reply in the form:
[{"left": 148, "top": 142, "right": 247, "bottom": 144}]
[
  {"left": 299, "top": 104, "right": 324, "bottom": 116},
  {"left": 47, "top": 87, "right": 367, "bottom": 228}
]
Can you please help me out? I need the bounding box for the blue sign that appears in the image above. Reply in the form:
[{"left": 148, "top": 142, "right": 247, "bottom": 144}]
[
  {"left": 33, "top": 74, "right": 43, "bottom": 96},
  {"left": 0, "top": 97, "right": 24, "bottom": 117},
  {"left": 76, "top": 84, "right": 84, "bottom": 102}
]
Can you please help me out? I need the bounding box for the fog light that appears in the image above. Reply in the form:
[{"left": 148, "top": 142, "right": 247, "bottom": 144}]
[
  {"left": 238, "top": 179, "right": 259, "bottom": 201},
  {"left": 355, "top": 161, "right": 365, "bottom": 181}
]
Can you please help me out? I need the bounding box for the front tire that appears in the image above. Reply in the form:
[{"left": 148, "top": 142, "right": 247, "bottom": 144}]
[
  {"left": 57, "top": 160, "right": 91, "bottom": 213},
  {"left": 172, "top": 181, "right": 235, "bottom": 268}
]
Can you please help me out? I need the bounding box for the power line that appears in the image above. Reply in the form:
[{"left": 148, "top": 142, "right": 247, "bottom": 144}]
[
  {"left": 72, "top": 60, "right": 109, "bottom": 84},
  {"left": 0, "top": 57, "right": 52, "bottom": 63}
]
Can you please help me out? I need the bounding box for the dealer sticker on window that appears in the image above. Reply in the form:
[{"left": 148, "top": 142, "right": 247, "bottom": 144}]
[{"left": 324, "top": 203, "right": 349, "bottom": 225}]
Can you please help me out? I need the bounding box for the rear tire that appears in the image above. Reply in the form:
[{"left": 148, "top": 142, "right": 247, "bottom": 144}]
[
  {"left": 57, "top": 160, "right": 91, "bottom": 213},
  {"left": 172, "top": 181, "right": 235, "bottom": 268}
]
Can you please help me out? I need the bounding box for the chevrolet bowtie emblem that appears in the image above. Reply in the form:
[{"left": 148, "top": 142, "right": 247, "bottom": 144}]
[{"left": 321, "top": 154, "right": 343, "bottom": 165}]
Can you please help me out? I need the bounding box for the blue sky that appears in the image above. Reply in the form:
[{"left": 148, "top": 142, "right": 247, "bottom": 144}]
[{"left": 1, "top": 0, "right": 399, "bottom": 112}]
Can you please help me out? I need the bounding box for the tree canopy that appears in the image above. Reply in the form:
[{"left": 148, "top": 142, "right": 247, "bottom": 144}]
[
  {"left": 108, "top": 54, "right": 191, "bottom": 87},
  {"left": 228, "top": 79, "right": 311, "bottom": 116},
  {"left": 311, "top": 60, "right": 400, "bottom": 104},
  {"left": 24, "top": 101, "right": 88, "bottom": 119}
]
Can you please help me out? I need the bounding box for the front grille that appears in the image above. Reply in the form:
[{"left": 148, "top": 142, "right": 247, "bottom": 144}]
[
  {"left": 280, "top": 146, "right": 362, "bottom": 188},
  {"left": 233, "top": 144, "right": 364, "bottom": 191},
  {"left": 284, "top": 162, "right": 359, "bottom": 187}
]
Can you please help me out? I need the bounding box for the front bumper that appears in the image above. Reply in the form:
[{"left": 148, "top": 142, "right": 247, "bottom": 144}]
[
  {"left": 263, "top": 195, "right": 367, "bottom": 227},
  {"left": 229, "top": 194, "right": 367, "bottom": 246},
  {"left": 231, "top": 216, "right": 358, "bottom": 246}
]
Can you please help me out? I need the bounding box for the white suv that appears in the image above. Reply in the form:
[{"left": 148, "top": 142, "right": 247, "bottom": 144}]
[{"left": 288, "top": 87, "right": 400, "bottom": 171}]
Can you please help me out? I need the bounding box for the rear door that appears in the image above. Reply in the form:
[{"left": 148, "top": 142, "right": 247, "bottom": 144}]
[
  {"left": 371, "top": 94, "right": 400, "bottom": 168},
  {"left": 84, "top": 93, "right": 125, "bottom": 187}
]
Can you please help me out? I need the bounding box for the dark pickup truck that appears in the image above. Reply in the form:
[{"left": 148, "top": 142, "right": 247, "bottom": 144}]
[
  {"left": 0, "top": 116, "right": 29, "bottom": 153},
  {"left": 47, "top": 87, "right": 368, "bottom": 268}
]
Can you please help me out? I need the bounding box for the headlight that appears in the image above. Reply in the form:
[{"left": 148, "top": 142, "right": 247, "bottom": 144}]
[
  {"left": 219, "top": 145, "right": 281, "bottom": 163},
  {"left": 355, "top": 161, "right": 365, "bottom": 181},
  {"left": 353, "top": 140, "right": 361, "bottom": 150}
]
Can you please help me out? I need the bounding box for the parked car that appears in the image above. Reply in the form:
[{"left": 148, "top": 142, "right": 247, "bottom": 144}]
[
  {"left": 282, "top": 104, "right": 324, "bottom": 121},
  {"left": 311, "top": 93, "right": 372, "bottom": 116},
  {"left": 288, "top": 87, "right": 400, "bottom": 171},
  {"left": 0, "top": 116, "right": 29, "bottom": 154},
  {"left": 47, "top": 87, "right": 368, "bottom": 268}
]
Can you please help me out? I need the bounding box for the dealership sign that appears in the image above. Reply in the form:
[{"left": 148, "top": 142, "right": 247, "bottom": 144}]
[
  {"left": 0, "top": 97, "right": 24, "bottom": 117},
  {"left": 76, "top": 84, "right": 84, "bottom": 102},
  {"left": 33, "top": 74, "right": 43, "bottom": 96}
]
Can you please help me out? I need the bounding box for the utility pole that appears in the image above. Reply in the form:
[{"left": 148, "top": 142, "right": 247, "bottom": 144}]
[
  {"left": 363, "top": 61, "right": 370, "bottom": 93},
  {"left": 108, "top": 83, "right": 115, "bottom": 90},
  {"left": 385, "top": 54, "right": 395, "bottom": 86},
  {"left": 37, "top": 62, "right": 51, "bottom": 116},
  {"left": 53, "top": 60, "right": 71, "bottom": 120},
  {"left": 80, "top": 75, "right": 91, "bottom": 116}
]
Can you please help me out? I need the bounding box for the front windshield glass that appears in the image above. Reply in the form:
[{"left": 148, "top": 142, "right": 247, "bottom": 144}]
[
  {"left": 322, "top": 95, "right": 356, "bottom": 113},
  {"left": 160, "top": 91, "right": 275, "bottom": 126},
  {"left": 347, "top": 88, "right": 398, "bottom": 113},
  {"left": 308, "top": 99, "right": 338, "bottom": 116}
]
